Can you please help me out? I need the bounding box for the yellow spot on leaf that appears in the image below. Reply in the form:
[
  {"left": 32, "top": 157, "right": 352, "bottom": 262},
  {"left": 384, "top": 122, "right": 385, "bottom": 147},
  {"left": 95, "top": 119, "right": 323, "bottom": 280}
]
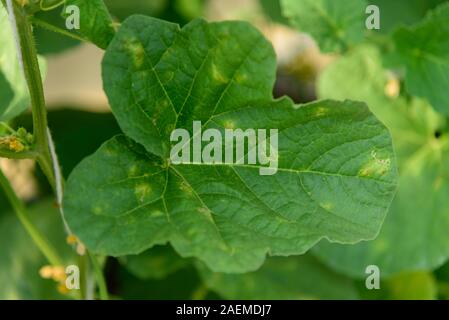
[
  {"left": 93, "top": 206, "right": 103, "bottom": 214},
  {"left": 223, "top": 120, "right": 235, "bottom": 129},
  {"left": 359, "top": 150, "right": 391, "bottom": 177},
  {"left": 320, "top": 202, "right": 334, "bottom": 211},
  {"left": 150, "top": 210, "right": 164, "bottom": 218},
  {"left": 212, "top": 64, "right": 228, "bottom": 83},
  {"left": 128, "top": 165, "right": 139, "bottom": 176},
  {"left": 135, "top": 183, "right": 152, "bottom": 202},
  {"left": 126, "top": 40, "right": 145, "bottom": 68},
  {"left": 235, "top": 72, "right": 248, "bottom": 84},
  {"left": 313, "top": 107, "right": 329, "bottom": 117}
]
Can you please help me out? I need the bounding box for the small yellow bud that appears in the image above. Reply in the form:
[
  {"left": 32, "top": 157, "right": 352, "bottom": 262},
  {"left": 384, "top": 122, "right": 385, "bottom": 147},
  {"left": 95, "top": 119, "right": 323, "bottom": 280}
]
[
  {"left": 15, "top": 0, "right": 29, "bottom": 7},
  {"left": 39, "top": 265, "right": 54, "bottom": 279},
  {"left": 52, "top": 266, "right": 67, "bottom": 282},
  {"left": 0, "top": 137, "right": 25, "bottom": 152},
  {"left": 76, "top": 243, "right": 86, "bottom": 256},
  {"left": 385, "top": 77, "right": 400, "bottom": 98},
  {"left": 9, "top": 138, "right": 25, "bottom": 152},
  {"left": 57, "top": 283, "right": 70, "bottom": 295},
  {"left": 66, "top": 234, "right": 78, "bottom": 245}
]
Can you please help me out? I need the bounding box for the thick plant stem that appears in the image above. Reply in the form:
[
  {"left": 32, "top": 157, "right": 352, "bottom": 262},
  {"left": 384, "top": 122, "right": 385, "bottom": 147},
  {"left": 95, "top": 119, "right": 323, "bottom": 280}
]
[
  {"left": 7, "top": 1, "right": 55, "bottom": 191},
  {"left": 0, "top": 169, "right": 63, "bottom": 267}
]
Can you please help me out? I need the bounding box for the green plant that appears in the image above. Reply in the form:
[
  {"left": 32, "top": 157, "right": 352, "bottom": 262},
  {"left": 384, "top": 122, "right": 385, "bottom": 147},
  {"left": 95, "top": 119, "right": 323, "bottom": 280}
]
[{"left": 0, "top": 0, "right": 447, "bottom": 300}]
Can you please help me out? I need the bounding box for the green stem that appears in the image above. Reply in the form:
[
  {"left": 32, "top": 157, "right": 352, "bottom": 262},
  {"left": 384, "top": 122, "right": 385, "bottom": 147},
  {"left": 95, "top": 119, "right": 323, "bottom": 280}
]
[
  {"left": 78, "top": 254, "right": 88, "bottom": 300},
  {"left": 0, "top": 122, "right": 15, "bottom": 134},
  {"left": 5, "top": 1, "right": 110, "bottom": 300},
  {"left": 0, "top": 149, "right": 38, "bottom": 159},
  {"left": 0, "top": 169, "right": 63, "bottom": 267},
  {"left": 88, "top": 253, "right": 109, "bottom": 300},
  {"left": 31, "top": 17, "right": 89, "bottom": 43},
  {"left": 8, "top": 2, "right": 55, "bottom": 191},
  {"left": 40, "top": 0, "right": 65, "bottom": 11}
]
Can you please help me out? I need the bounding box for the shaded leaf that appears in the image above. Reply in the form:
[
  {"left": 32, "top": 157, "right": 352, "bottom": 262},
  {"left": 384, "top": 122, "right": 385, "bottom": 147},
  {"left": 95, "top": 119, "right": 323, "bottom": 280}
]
[
  {"left": 119, "top": 245, "right": 190, "bottom": 280},
  {"left": 63, "top": 0, "right": 115, "bottom": 49},
  {"left": 34, "top": 8, "right": 80, "bottom": 55},
  {"left": 197, "top": 255, "right": 359, "bottom": 300},
  {"left": 118, "top": 263, "right": 209, "bottom": 300}
]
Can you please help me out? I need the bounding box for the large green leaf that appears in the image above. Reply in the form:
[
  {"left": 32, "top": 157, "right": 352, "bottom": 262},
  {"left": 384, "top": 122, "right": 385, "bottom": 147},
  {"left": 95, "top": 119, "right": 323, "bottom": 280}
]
[
  {"left": 0, "top": 4, "right": 46, "bottom": 121},
  {"left": 198, "top": 255, "right": 359, "bottom": 299},
  {"left": 0, "top": 200, "right": 76, "bottom": 299},
  {"left": 63, "top": 0, "right": 115, "bottom": 49},
  {"left": 315, "top": 46, "right": 449, "bottom": 277},
  {"left": 280, "top": 0, "right": 367, "bottom": 53},
  {"left": 64, "top": 16, "right": 397, "bottom": 273},
  {"left": 392, "top": 3, "right": 449, "bottom": 115}
]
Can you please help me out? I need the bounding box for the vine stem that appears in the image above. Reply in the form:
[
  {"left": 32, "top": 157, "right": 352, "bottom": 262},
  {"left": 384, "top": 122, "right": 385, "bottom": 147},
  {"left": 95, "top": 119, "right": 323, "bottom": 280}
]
[
  {"left": 0, "top": 149, "right": 38, "bottom": 159},
  {"left": 0, "top": 168, "right": 63, "bottom": 267},
  {"left": 4, "top": 0, "right": 110, "bottom": 300},
  {"left": 5, "top": 0, "right": 55, "bottom": 191},
  {"left": 31, "top": 16, "right": 89, "bottom": 42},
  {"left": 88, "top": 253, "right": 109, "bottom": 300}
]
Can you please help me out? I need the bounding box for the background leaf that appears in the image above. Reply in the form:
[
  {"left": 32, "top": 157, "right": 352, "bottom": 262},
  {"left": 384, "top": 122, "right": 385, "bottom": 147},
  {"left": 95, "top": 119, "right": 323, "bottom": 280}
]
[
  {"left": 316, "top": 46, "right": 449, "bottom": 277},
  {"left": 198, "top": 254, "right": 359, "bottom": 300},
  {"left": 0, "top": 4, "right": 46, "bottom": 121},
  {"left": 391, "top": 3, "right": 449, "bottom": 115},
  {"left": 368, "top": 0, "right": 447, "bottom": 33},
  {"left": 0, "top": 70, "right": 14, "bottom": 115},
  {"left": 280, "top": 0, "right": 367, "bottom": 53},
  {"left": 0, "top": 200, "right": 76, "bottom": 299},
  {"left": 358, "top": 272, "right": 437, "bottom": 300}
]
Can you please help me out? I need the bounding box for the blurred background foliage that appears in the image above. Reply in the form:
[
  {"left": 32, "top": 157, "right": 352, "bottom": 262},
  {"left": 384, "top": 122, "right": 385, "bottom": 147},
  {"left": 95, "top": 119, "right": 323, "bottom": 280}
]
[{"left": 1, "top": 0, "right": 449, "bottom": 300}]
